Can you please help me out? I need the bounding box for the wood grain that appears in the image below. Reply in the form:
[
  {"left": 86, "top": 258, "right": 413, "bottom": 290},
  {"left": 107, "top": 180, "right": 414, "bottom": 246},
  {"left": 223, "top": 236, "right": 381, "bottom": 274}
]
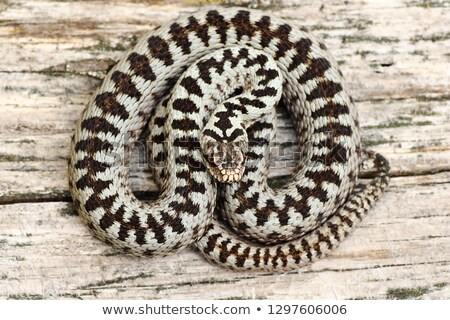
[{"left": 0, "top": 0, "right": 449, "bottom": 299}]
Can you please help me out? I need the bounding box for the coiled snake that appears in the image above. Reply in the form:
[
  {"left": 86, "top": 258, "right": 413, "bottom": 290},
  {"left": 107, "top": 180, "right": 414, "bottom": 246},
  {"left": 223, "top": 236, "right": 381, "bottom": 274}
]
[{"left": 68, "top": 8, "right": 389, "bottom": 271}]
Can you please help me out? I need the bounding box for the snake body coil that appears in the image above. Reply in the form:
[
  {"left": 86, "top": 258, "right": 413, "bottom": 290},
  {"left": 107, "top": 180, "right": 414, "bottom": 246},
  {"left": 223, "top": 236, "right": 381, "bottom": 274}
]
[{"left": 68, "top": 8, "right": 389, "bottom": 271}]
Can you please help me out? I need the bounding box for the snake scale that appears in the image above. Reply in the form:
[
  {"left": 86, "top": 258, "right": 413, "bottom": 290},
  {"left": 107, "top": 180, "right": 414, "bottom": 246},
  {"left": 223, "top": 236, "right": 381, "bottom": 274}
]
[{"left": 68, "top": 8, "right": 389, "bottom": 271}]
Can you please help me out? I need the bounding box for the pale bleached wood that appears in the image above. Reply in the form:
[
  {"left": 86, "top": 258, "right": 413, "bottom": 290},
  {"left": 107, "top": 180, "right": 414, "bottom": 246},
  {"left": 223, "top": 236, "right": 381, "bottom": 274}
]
[
  {"left": 0, "top": 173, "right": 449, "bottom": 299},
  {"left": 0, "top": 0, "right": 449, "bottom": 299}
]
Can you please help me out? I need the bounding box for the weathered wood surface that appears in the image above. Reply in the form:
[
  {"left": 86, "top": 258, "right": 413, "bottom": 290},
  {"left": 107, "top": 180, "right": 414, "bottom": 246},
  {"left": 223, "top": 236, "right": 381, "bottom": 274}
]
[{"left": 0, "top": 0, "right": 449, "bottom": 299}]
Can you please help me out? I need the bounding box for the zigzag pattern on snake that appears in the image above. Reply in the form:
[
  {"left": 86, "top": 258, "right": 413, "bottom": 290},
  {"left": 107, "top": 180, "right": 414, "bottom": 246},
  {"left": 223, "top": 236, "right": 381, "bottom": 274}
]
[{"left": 68, "top": 8, "right": 389, "bottom": 271}]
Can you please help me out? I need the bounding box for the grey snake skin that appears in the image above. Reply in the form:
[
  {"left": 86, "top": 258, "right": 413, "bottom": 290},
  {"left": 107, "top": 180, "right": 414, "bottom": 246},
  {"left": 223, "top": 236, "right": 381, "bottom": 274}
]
[{"left": 68, "top": 8, "right": 390, "bottom": 271}]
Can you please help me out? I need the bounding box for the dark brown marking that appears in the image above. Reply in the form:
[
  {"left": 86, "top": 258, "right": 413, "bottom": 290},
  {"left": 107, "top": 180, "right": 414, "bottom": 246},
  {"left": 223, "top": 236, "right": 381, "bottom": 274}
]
[
  {"left": 125, "top": 214, "right": 145, "bottom": 245},
  {"left": 173, "top": 137, "right": 201, "bottom": 149},
  {"left": 253, "top": 248, "right": 261, "bottom": 267},
  {"left": 75, "top": 176, "right": 110, "bottom": 193},
  {"left": 160, "top": 211, "right": 186, "bottom": 234},
  {"left": 150, "top": 132, "right": 165, "bottom": 144},
  {"left": 74, "top": 157, "right": 110, "bottom": 173},
  {"left": 74, "top": 137, "right": 113, "bottom": 154},
  {"left": 236, "top": 247, "right": 250, "bottom": 268},
  {"left": 197, "top": 57, "right": 219, "bottom": 84},
  {"left": 273, "top": 24, "right": 293, "bottom": 60},
  {"left": 111, "top": 71, "right": 141, "bottom": 100},
  {"left": 218, "top": 239, "right": 232, "bottom": 263},
  {"left": 203, "top": 232, "right": 221, "bottom": 254},
  {"left": 231, "top": 10, "right": 255, "bottom": 41},
  {"left": 257, "top": 68, "right": 279, "bottom": 86},
  {"left": 299, "top": 58, "right": 331, "bottom": 83},
  {"left": 153, "top": 116, "right": 166, "bottom": 127},
  {"left": 306, "top": 80, "right": 343, "bottom": 102},
  {"left": 95, "top": 92, "right": 129, "bottom": 120},
  {"left": 227, "top": 128, "right": 244, "bottom": 142},
  {"left": 148, "top": 36, "right": 173, "bottom": 66},
  {"left": 168, "top": 16, "right": 210, "bottom": 54},
  {"left": 202, "top": 128, "right": 222, "bottom": 142},
  {"left": 305, "top": 169, "right": 341, "bottom": 187},
  {"left": 145, "top": 214, "right": 166, "bottom": 244},
  {"left": 85, "top": 194, "right": 117, "bottom": 212},
  {"left": 266, "top": 229, "right": 283, "bottom": 242},
  {"left": 327, "top": 143, "right": 348, "bottom": 164},
  {"left": 276, "top": 247, "right": 288, "bottom": 267},
  {"left": 172, "top": 118, "right": 199, "bottom": 130},
  {"left": 247, "top": 121, "right": 273, "bottom": 132},
  {"left": 327, "top": 222, "right": 341, "bottom": 242},
  {"left": 288, "top": 244, "right": 301, "bottom": 264},
  {"left": 238, "top": 97, "right": 266, "bottom": 109},
  {"left": 169, "top": 22, "right": 192, "bottom": 55},
  {"left": 99, "top": 205, "right": 125, "bottom": 231},
  {"left": 318, "top": 232, "right": 333, "bottom": 250},
  {"left": 263, "top": 248, "right": 271, "bottom": 265},
  {"left": 251, "top": 87, "right": 277, "bottom": 97},
  {"left": 180, "top": 77, "right": 203, "bottom": 97},
  {"left": 206, "top": 10, "right": 229, "bottom": 44},
  {"left": 254, "top": 16, "right": 272, "bottom": 48},
  {"left": 301, "top": 239, "right": 313, "bottom": 261},
  {"left": 128, "top": 52, "right": 156, "bottom": 81},
  {"left": 337, "top": 213, "right": 353, "bottom": 227},
  {"left": 175, "top": 155, "right": 207, "bottom": 171},
  {"left": 288, "top": 38, "right": 313, "bottom": 71},
  {"left": 189, "top": 16, "right": 210, "bottom": 46},
  {"left": 238, "top": 47, "right": 250, "bottom": 60},
  {"left": 172, "top": 98, "right": 200, "bottom": 113},
  {"left": 316, "top": 123, "right": 353, "bottom": 136},
  {"left": 81, "top": 116, "right": 120, "bottom": 136},
  {"left": 169, "top": 198, "right": 200, "bottom": 216},
  {"left": 175, "top": 178, "right": 206, "bottom": 194},
  {"left": 313, "top": 237, "right": 323, "bottom": 257},
  {"left": 213, "top": 110, "right": 234, "bottom": 132},
  {"left": 311, "top": 101, "right": 350, "bottom": 119},
  {"left": 310, "top": 137, "right": 349, "bottom": 165}
]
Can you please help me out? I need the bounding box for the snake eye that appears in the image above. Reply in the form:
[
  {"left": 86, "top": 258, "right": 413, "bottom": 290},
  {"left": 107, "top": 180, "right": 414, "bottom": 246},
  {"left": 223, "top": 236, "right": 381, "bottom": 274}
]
[
  {"left": 215, "top": 151, "right": 225, "bottom": 159},
  {"left": 213, "top": 152, "right": 224, "bottom": 166},
  {"left": 201, "top": 139, "right": 216, "bottom": 156},
  {"left": 199, "top": 137, "right": 223, "bottom": 168}
]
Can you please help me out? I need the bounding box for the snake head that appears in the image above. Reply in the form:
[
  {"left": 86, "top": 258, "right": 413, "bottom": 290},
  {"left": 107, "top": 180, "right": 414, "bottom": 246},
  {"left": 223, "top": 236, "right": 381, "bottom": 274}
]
[{"left": 200, "top": 130, "right": 248, "bottom": 183}]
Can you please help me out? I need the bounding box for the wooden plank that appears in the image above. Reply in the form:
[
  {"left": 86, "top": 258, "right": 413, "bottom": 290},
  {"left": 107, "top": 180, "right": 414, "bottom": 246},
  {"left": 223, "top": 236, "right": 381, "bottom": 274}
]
[
  {"left": 1, "top": 173, "right": 448, "bottom": 299},
  {"left": 0, "top": 0, "right": 449, "bottom": 299},
  {"left": 1, "top": 80, "right": 449, "bottom": 201}
]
